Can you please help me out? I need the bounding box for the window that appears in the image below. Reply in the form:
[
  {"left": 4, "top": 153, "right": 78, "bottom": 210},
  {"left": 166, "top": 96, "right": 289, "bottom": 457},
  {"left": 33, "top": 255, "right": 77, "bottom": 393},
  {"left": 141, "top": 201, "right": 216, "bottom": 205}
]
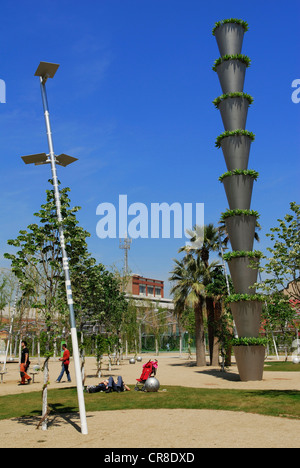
[
  {"left": 148, "top": 286, "right": 154, "bottom": 296},
  {"left": 139, "top": 285, "right": 146, "bottom": 295},
  {"left": 155, "top": 287, "right": 161, "bottom": 297}
]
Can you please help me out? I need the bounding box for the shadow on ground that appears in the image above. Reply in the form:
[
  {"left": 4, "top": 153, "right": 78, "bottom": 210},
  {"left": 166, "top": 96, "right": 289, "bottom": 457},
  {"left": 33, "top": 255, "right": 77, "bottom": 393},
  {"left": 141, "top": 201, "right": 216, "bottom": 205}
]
[
  {"left": 169, "top": 361, "right": 241, "bottom": 382},
  {"left": 11, "top": 403, "right": 94, "bottom": 433}
]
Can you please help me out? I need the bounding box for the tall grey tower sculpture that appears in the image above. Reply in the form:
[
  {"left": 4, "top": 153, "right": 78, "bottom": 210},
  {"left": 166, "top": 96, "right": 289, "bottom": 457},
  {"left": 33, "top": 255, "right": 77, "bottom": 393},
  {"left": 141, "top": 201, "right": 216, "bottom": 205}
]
[{"left": 212, "top": 20, "right": 265, "bottom": 381}]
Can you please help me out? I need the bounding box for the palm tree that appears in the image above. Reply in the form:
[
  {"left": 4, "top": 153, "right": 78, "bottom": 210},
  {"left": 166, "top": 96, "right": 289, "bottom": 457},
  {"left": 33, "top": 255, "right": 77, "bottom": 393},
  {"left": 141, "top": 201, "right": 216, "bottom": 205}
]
[
  {"left": 205, "top": 265, "right": 233, "bottom": 366},
  {"left": 182, "top": 224, "right": 223, "bottom": 365},
  {"left": 169, "top": 252, "right": 208, "bottom": 366},
  {"left": 185, "top": 223, "right": 219, "bottom": 267}
]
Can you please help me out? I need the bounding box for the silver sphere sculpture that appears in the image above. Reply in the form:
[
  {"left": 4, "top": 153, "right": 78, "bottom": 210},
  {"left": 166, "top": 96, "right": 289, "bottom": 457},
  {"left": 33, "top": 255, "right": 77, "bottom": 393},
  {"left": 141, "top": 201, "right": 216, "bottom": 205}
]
[
  {"left": 136, "top": 356, "right": 142, "bottom": 362},
  {"left": 129, "top": 358, "right": 136, "bottom": 364},
  {"left": 144, "top": 377, "right": 160, "bottom": 392},
  {"left": 292, "top": 357, "right": 300, "bottom": 364}
]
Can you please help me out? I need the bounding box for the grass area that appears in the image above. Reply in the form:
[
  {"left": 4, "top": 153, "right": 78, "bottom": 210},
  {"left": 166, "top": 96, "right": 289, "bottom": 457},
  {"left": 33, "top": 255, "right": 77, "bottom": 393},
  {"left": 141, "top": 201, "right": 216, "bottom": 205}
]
[
  {"left": 0, "top": 386, "right": 299, "bottom": 422},
  {"left": 264, "top": 361, "right": 300, "bottom": 372}
]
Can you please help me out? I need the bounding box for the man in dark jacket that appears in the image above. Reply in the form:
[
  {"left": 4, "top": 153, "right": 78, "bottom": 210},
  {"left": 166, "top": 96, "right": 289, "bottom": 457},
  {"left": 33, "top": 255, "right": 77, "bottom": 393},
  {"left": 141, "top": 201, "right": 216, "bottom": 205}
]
[{"left": 19, "top": 340, "right": 31, "bottom": 385}]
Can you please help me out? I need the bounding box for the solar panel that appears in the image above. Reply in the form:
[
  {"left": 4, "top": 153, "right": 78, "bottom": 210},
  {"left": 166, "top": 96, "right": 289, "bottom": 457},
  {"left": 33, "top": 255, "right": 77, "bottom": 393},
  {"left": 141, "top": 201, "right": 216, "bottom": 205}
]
[
  {"left": 34, "top": 62, "right": 60, "bottom": 79},
  {"left": 56, "top": 154, "right": 78, "bottom": 167},
  {"left": 21, "top": 153, "right": 48, "bottom": 165}
]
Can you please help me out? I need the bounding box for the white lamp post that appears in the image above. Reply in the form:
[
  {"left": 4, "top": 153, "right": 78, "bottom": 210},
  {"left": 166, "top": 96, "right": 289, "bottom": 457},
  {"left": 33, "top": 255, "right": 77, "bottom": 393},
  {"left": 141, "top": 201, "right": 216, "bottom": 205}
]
[{"left": 21, "top": 62, "right": 88, "bottom": 435}]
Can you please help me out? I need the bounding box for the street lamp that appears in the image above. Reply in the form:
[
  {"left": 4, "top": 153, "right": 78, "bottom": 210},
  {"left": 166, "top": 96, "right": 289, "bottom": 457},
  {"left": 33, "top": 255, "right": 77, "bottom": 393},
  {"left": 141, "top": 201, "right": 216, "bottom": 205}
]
[{"left": 21, "top": 61, "right": 88, "bottom": 435}]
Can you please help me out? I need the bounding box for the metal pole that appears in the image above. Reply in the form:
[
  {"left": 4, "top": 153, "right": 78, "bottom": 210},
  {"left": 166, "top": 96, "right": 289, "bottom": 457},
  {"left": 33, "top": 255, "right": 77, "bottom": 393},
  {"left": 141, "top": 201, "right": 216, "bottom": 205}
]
[{"left": 39, "top": 77, "right": 88, "bottom": 435}]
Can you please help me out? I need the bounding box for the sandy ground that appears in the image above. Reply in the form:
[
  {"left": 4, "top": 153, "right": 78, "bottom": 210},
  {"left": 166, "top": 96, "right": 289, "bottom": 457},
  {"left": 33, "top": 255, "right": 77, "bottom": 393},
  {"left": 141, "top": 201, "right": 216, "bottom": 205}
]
[{"left": 0, "top": 353, "right": 299, "bottom": 448}]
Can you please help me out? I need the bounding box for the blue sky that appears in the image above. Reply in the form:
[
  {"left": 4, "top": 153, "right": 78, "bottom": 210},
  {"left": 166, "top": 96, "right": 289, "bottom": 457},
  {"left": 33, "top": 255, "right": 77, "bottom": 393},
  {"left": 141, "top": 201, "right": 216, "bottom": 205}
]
[{"left": 0, "top": 0, "right": 299, "bottom": 297}]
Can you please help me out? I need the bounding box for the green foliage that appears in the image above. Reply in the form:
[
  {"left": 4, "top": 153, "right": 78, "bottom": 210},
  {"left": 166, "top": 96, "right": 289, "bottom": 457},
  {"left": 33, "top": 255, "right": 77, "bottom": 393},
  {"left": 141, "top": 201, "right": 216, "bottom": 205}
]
[
  {"left": 4, "top": 180, "right": 91, "bottom": 331},
  {"left": 215, "top": 129, "right": 255, "bottom": 148},
  {"left": 4, "top": 179, "right": 128, "bottom": 349},
  {"left": 231, "top": 337, "right": 268, "bottom": 346},
  {"left": 169, "top": 223, "right": 223, "bottom": 365},
  {"left": 212, "top": 54, "right": 251, "bottom": 72},
  {"left": 212, "top": 18, "right": 249, "bottom": 35},
  {"left": 223, "top": 250, "right": 263, "bottom": 261},
  {"left": 257, "top": 202, "right": 300, "bottom": 302},
  {"left": 179, "top": 306, "right": 196, "bottom": 335},
  {"left": 219, "top": 169, "right": 259, "bottom": 182},
  {"left": 205, "top": 265, "right": 233, "bottom": 297},
  {"left": 262, "top": 292, "right": 299, "bottom": 343},
  {"left": 121, "top": 297, "right": 139, "bottom": 353},
  {"left": 95, "top": 335, "right": 107, "bottom": 357},
  {"left": 225, "top": 293, "right": 266, "bottom": 303},
  {"left": 213, "top": 92, "right": 254, "bottom": 108},
  {"left": 220, "top": 209, "right": 259, "bottom": 220},
  {"left": 73, "top": 262, "right": 128, "bottom": 335}
]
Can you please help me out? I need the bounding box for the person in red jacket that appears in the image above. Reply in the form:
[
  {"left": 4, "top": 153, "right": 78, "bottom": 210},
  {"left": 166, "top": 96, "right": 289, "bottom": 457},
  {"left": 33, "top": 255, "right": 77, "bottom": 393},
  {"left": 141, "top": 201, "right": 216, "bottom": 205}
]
[{"left": 56, "top": 344, "right": 71, "bottom": 383}]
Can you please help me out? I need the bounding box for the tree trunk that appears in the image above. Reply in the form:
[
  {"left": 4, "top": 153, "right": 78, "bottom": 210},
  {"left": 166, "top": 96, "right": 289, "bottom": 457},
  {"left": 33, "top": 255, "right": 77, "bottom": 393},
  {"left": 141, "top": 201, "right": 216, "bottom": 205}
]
[
  {"left": 155, "top": 338, "right": 159, "bottom": 356},
  {"left": 194, "top": 299, "right": 206, "bottom": 366},
  {"left": 207, "top": 297, "right": 219, "bottom": 366},
  {"left": 212, "top": 300, "right": 222, "bottom": 366},
  {"left": 225, "top": 345, "right": 232, "bottom": 367},
  {"left": 42, "top": 358, "right": 49, "bottom": 431},
  {"left": 179, "top": 332, "right": 183, "bottom": 358},
  {"left": 138, "top": 324, "right": 142, "bottom": 354}
]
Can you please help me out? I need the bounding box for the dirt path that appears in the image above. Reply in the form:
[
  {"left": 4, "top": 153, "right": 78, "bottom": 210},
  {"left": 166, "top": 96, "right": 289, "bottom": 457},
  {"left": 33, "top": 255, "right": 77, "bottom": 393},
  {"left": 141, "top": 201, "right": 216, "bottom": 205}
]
[{"left": 0, "top": 353, "right": 299, "bottom": 448}]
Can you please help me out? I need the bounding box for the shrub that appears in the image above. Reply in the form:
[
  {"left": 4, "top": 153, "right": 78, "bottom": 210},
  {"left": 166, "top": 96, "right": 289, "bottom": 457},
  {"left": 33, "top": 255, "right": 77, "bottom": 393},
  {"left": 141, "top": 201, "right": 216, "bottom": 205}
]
[
  {"left": 225, "top": 293, "right": 266, "bottom": 304},
  {"left": 223, "top": 250, "right": 263, "bottom": 261},
  {"left": 220, "top": 209, "right": 259, "bottom": 220},
  {"left": 213, "top": 92, "right": 254, "bottom": 109},
  {"left": 212, "top": 18, "right": 249, "bottom": 36},
  {"left": 219, "top": 169, "right": 259, "bottom": 182},
  {"left": 212, "top": 54, "right": 251, "bottom": 72},
  {"left": 215, "top": 129, "right": 255, "bottom": 148},
  {"left": 231, "top": 337, "right": 268, "bottom": 347}
]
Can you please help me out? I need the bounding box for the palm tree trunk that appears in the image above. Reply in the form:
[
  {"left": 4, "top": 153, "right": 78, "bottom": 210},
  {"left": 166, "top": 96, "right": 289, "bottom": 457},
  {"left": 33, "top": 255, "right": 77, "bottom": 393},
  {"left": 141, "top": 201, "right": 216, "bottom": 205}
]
[
  {"left": 207, "top": 297, "right": 219, "bottom": 366},
  {"left": 212, "top": 299, "right": 222, "bottom": 366},
  {"left": 195, "top": 298, "right": 206, "bottom": 366}
]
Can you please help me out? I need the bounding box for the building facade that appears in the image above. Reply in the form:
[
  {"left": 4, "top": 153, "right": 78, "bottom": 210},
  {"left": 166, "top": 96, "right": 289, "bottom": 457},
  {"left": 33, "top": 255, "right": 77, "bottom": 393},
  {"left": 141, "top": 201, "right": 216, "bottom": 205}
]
[{"left": 126, "top": 274, "right": 164, "bottom": 299}]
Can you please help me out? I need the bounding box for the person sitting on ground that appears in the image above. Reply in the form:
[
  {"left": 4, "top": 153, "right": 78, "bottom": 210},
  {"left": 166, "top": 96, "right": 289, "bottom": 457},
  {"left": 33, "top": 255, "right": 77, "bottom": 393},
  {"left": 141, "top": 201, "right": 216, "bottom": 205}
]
[{"left": 87, "top": 375, "right": 130, "bottom": 393}]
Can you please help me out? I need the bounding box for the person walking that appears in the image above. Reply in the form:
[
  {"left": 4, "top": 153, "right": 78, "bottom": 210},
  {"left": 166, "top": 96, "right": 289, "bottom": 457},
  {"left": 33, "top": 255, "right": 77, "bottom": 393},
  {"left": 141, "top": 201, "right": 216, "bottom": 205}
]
[
  {"left": 56, "top": 343, "right": 71, "bottom": 383},
  {"left": 19, "top": 340, "right": 31, "bottom": 385}
]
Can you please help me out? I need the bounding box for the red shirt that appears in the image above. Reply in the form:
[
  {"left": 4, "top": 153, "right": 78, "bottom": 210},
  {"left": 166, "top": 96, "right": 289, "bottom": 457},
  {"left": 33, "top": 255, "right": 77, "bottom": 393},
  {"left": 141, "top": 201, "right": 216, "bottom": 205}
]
[{"left": 63, "top": 349, "right": 70, "bottom": 365}]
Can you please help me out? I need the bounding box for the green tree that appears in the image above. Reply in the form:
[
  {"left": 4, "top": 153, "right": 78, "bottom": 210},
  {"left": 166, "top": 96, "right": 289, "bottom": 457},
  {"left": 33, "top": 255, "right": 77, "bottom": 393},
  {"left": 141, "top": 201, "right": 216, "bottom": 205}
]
[
  {"left": 181, "top": 224, "right": 223, "bottom": 365},
  {"left": 4, "top": 180, "right": 92, "bottom": 428},
  {"left": 169, "top": 253, "right": 207, "bottom": 366},
  {"left": 121, "top": 296, "right": 139, "bottom": 355},
  {"left": 185, "top": 223, "right": 219, "bottom": 267},
  {"left": 258, "top": 202, "right": 300, "bottom": 301},
  {"left": 4, "top": 180, "right": 91, "bottom": 327},
  {"left": 205, "top": 266, "right": 234, "bottom": 368},
  {"left": 0, "top": 275, "right": 8, "bottom": 325},
  {"left": 177, "top": 305, "right": 195, "bottom": 358},
  {"left": 262, "top": 292, "right": 299, "bottom": 359}
]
